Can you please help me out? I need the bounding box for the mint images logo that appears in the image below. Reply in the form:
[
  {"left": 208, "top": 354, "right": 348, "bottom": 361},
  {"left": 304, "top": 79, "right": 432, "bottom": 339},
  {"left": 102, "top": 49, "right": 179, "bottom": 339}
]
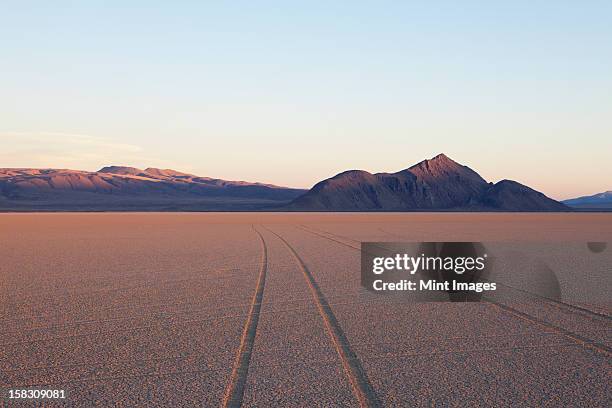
[
  {"left": 360, "top": 241, "right": 610, "bottom": 303},
  {"left": 371, "top": 252, "right": 495, "bottom": 294},
  {"left": 361, "top": 242, "right": 495, "bottom": 301}
]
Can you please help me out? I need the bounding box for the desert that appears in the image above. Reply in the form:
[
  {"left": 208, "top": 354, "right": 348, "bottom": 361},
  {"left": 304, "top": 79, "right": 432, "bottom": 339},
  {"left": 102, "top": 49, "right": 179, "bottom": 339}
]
[
  {"left": 1, "top": 212, "right": 610, "bottom": 407},
  {"left": 3, "top": 1, "right": 610, "bottom": 406}
]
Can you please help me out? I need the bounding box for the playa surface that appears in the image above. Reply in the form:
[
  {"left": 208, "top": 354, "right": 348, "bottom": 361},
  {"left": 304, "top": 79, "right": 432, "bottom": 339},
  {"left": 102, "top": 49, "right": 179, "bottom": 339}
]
[{"left": 1, "top": 213, "right": 610, "bottom": 406}]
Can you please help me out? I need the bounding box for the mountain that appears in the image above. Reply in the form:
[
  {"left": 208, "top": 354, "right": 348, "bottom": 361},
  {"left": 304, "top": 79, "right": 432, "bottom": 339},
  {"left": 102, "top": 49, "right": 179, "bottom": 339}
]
[
  {"left": 563, "top": 191, "right": 612, "bottom": 210},
  {"left": 0, "top": 156, "right": 572, "bottom": 212},
  {"left": 287, "top": 154, "right": 569, "bottom": 211},
  {"left": 480, "top": 180, "right": 569, "bottom": 211},
  {"left": 0, "top": 167, "right": 306, "bottom": 211}
]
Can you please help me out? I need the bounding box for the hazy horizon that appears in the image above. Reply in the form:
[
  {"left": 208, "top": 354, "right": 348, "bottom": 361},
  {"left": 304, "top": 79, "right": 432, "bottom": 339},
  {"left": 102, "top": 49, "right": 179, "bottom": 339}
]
[{"left": 2, "top": 1, "right": 611, "bottom": 200}]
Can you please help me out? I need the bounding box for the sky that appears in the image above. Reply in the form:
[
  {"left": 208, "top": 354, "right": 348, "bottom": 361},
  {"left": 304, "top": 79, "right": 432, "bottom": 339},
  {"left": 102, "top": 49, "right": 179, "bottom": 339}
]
[{"left": 1, "top": 1, "right": 610, "bottom": 200}]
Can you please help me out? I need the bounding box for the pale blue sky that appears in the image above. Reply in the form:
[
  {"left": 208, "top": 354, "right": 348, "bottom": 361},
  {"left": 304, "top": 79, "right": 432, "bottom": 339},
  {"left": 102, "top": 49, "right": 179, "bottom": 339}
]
[{"left": 1, "top": 1, "right": 610, "bottom": 199}]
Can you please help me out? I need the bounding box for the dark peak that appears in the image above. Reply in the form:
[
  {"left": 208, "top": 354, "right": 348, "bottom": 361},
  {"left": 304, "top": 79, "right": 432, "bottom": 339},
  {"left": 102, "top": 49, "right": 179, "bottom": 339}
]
[
  {"left": 432, "top": 153, "right": 450, "bottom": 161},
  {"left": 97, "top": 166, "right": 143, "bottom": 175},
  {"left": 402, "top": 153, "right": 489, "bottom": 187},
  {"left": 407, "top": 153, "right": 466, "bottom": 174},
  {"left": 410, "top": 153, "right": 461, "bottom": 168},
  {"left": 423, "top": 153, "right": 459, "bottom": 166}
]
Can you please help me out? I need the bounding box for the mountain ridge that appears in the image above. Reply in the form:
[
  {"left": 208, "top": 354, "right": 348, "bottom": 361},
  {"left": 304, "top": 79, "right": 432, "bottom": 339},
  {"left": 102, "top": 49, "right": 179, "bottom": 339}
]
[
  {"left": 563, "top": 191, "right": 612, "bottom": 209},
  {"left": 287, "top": 154, "right": 569, "bottom": 212},
  {"left": 0, "top": 166, "right": 305, "bottom": 211},
  {"left": 0, "top": 156, "right": 572, "bottom": 211}
]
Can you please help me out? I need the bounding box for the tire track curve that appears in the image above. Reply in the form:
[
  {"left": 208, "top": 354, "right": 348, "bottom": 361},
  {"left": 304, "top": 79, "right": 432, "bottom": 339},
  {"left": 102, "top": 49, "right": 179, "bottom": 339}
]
[
  {"left": 298, "top": 225, "right": 612, "bottom": 356},
  {"left": 261, "top": 225, "right": 381, "bottom": 408},
  {"left": 221, "top": 225, "right": 268, "bottom": 408},
  {"left": 484, "top": 298, "right": 611, "bottom": 355},
  {"left": 307, "top": 225, "right": 612, "bottom": 321}
]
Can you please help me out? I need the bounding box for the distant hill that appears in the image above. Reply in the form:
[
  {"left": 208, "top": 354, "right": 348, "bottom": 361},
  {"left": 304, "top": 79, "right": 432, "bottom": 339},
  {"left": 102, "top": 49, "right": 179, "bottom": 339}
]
[
  {"left": 0, "top": 157, "right": 573, "bottom": 212},
  {"left": 563, "top": 191, "right": 612, "bottom": 210},
  {"left": 286, "top": 154, "right": 569, "bottom": 212},
  {"left": 0, "top": 167, "right": 306, "bottom": 211}
]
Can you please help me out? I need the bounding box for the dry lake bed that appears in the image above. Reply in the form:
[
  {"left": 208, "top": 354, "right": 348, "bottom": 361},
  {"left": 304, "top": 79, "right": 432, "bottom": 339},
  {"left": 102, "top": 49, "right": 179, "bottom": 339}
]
[{"left": 1, "top": 213, "right": 610, "bottom": 407}]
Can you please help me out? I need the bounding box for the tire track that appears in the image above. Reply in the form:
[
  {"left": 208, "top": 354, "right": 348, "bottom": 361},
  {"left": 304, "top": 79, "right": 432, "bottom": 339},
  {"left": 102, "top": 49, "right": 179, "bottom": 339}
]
[
  {"left": 221, "top": 225, "right": 268, "bottom": 408},
  {"left": 297, "top": 225, "right": 612, "bottom": 356},
  {"left": 261, "top": 225, "right": 381, "bottom": 408},
  {"left": 488, "top": 281, "right": 612, "bottom": 321},
  {"left": 298, "top": 224, "right": 360, "bottom": 251},
  {"left": 305, "top": 225, "right": 612, "bottom": 321},
  {"left": 5, "top": 294, "right": 549, "bottom": 349},
  {"left": 484, "top": 298, "right": 611, "bottom": 355},
  {"left": 376, "top": 227, "right": 612, "bottom": 321}
]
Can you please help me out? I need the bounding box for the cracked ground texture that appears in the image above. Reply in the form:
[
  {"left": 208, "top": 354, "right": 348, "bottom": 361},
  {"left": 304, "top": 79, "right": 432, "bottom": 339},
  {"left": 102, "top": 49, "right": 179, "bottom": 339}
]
[{"left": 1, "top": 213, "right": 610, "bottom": 407}]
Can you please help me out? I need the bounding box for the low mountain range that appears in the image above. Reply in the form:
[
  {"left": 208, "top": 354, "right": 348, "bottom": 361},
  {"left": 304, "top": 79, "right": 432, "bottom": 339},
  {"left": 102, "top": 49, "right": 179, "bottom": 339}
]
[
  {"left": 0, "top": 155, "right": 571, "bottom": 211},
  {"left": 563, "top": 191, "right": 612, "bottom": 210},
  {"left": 0, "top": 166, "right": 306, "bottom": 211},
  {"left": 286, "top": 154, "right": 569, "bottom": 211}
]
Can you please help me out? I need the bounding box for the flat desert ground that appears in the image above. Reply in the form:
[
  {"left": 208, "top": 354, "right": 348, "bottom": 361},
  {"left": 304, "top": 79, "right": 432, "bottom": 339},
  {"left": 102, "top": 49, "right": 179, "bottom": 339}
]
[{"left": 1, "top": 213, "right": 610, "bottom": 407}]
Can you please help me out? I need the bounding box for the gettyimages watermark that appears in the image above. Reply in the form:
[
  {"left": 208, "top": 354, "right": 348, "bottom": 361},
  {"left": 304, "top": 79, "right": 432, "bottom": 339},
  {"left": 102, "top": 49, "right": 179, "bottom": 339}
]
[
  {"left": 371, "top": 251, "right": 494, "bottom": 292},
  {"left": 360, "top": 241, "right": 610, "bottom": 303}
]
